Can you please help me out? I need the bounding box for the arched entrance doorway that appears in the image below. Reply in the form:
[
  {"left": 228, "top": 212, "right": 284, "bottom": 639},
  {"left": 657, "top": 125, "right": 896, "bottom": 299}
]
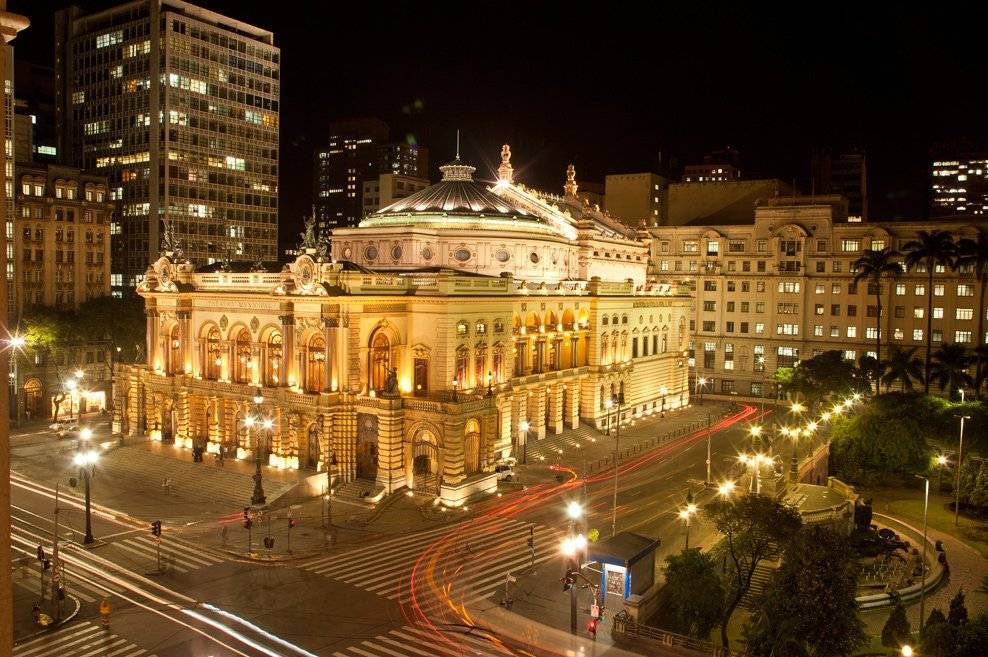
[
  {"left": 23, "top": 378, "right": 42, "bottom": 419},
  {"left": 307, "top": 423, "right": 320, "bottom": 469},
  {"left": 412, "top": 430, "right": 440, "bottom": 495}
]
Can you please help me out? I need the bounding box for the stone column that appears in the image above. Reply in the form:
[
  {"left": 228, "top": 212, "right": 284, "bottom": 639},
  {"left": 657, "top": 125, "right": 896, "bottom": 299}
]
[
  {"left": 146, "top": 308, "right": 159, "bottom": 370},
  {"left": 567, "top": 383, "right": 580, "bottom": 429},
  {"left": 571, "top": 337, "right": 579, "bottom": 369},
  {"left": 279, "top": 313, "right": 295, "bottom": 388},
  {"left": 177, "top": 310, "right": 191, "bottom": 374},
  {"left": 548, "top": 384, "right": 564, "bottom": 435},
  {"left": 528, "top": 389, "right": 547, "bottom": 441},
  {"left": 322, "top": 317, "right": 334, "bottom": 392},
  {"left": 442, "top": 416, "right": 466, "bottom": 487},
  {"left": 376, "top": 399, "right": 405, "bottom": 493},
  {"left": 533, "top": 339, "right": 544, "bottom": 374}
]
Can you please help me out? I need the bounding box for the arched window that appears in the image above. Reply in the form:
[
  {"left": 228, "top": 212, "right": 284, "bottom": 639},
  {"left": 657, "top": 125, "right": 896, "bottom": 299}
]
[
  {"left": 204, "top": 328, "right": 221, "bottom": 380},
  {"left": 600, "top": 336, "right": 609, "bottom": 363},
  {"left": 464, "top": 418, "right": 481, "bottom": 475},
  {"left": 370, "top": 333, "right": 390, "bottom": 393},
  {"left": 233, "top": 329, "right": 252, "bottom": 384},
  {"left": 168, "top": 325, "right": 181, "bottom": 374},
  {"left": 265, "top": 332, "right": 282, "bottom": 386},
  {"left": 307, "top": 335, "right": 326, "bottom": 393},
  {"left": 455, "top": 348, "right": 469, "bottom": 387},
  {"left": 474, "top": 348, "right": 486, "bottom": 388}
]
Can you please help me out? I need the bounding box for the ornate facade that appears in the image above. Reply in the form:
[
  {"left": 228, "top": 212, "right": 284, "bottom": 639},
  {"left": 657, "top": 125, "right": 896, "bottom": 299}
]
[{"left": 116, "top": 146, "right": 691, "bottom": 505}]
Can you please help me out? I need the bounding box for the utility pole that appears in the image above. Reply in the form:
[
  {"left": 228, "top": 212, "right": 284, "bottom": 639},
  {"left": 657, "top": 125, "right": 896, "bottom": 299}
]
[
  {"left": 705, "top": 413, "right": 712, "bottom": 485},
  {"left": 955, "top": 414, "right": 970, "bottom": 526},
  {"left": 611, "top": 392, "right": 623, "bottom": 537}
]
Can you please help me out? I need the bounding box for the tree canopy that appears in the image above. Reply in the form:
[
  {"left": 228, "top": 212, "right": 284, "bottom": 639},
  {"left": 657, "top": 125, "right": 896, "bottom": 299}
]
[{"left": 661, "top": 548, "right": 724, "bottom": 640}]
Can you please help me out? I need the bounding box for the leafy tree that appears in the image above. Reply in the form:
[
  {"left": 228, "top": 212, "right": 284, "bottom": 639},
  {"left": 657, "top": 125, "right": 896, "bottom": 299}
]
[
  {"left": 743, "top": 526, "right": 866, "bottom": 657},
  {"left": 858, "top": 354, "right": 883, "bottom": 391},
  {"left": 929, "top": 344, "right": 975, "bottom": 399},
  {"left": 17, "top": 307, "right": 77, "bottom": 421},
  {"left": 953, "top": 614, "right": 988, "bottom": 657},
  {"left": 774, "top": 367, "right": 795, "bottom": 398},
  {"left": 956, "top": 231, "right": 988, "bottom": 397},
  {"left": 903, "top": 230, "right": 958, "bottom": 392},
  {"left": 948, "top": 589, "right": 969, "bottom": 626},
  {"left": 662, "top": 548, "right": 724, "bottom": 639},
  {"left": 75, "top": 295, "right": 147, "bottom": 363},
  {"left": 704, "top": 494, "right": 802, "bottom": 649},
  {"left": 830, "top": 393, "right": 933, "bottom": 483},
  {"left": 921, "top": 608, "right": 953, "bottom": 657},
  {"left": 881, "top": 346, "right": 925, "bottom": 393},
  {"left": 852, "top": 247, "right": 902, "bottom": 366},
  {"left": 881, "top": 601, "right": 911, "bottom": 648},
  {"left": 787, "top": 351, "right": 870, "bottom": 407}
]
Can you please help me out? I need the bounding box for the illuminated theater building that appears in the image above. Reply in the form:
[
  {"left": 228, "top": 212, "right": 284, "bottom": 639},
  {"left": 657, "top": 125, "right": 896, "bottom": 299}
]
[{"left": 115, "top": 145, "right": 692, "bottom": 505}]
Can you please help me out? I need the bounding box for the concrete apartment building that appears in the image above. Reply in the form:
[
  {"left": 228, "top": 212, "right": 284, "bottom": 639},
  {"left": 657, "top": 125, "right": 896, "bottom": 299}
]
[
  {"left": 55, "top": 0, "right": 281, "bottom": 292},
  {"left": 650, "top": 195, "right": 988, "bottom": 398},
  {"left": 360, "top": 172, "right": 430, "bottom": 215},
  {"left": 931, "top": 152, "right": 988, "bottom": 217},
  {"left": 604, "top": 172, "right": 667, "bottom": 227}
]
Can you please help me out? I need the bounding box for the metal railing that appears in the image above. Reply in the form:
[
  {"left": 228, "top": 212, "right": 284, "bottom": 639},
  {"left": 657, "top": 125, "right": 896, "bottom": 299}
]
[{"left": 613, "top": 610, "right": 734, "bottom": 656}]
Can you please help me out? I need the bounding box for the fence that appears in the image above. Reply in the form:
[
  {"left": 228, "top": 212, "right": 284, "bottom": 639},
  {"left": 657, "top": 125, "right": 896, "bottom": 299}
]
[{"left": 613, "top": 610, "right": 735, "bottom": 657}]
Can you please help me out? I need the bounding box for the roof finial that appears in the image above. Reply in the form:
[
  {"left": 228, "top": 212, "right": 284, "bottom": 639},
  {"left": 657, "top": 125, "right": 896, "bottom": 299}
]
[
  {"left": 456, "top": 129, "right": 460, "bottom": 160},
  {"left": 497, "top": 144, "right": 513, "bottom": 183},
  {"left": 564, "top": 163, "right": 578, "bottom": 198}
]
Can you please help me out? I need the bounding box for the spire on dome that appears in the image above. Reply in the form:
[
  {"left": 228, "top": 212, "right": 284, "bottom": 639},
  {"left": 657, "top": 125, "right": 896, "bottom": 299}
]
[
  {"left": 497, "top": 144, "right": 513, "bottom": 183},
  {"left": 439, "top": 129, "right": 476, "bottom": 181},
  {"left": 563, "top": 163, "right": 578, "bottom": 198}
]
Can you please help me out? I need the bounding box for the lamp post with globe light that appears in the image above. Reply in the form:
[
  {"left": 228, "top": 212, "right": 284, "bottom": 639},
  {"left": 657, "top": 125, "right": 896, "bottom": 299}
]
[
  {"left": 935, "top": 454, "right": 948, "bottom": 493},
  {"left": 519, "top": 420, "right": 529, "bottom": 465},
  {"left": 7, "top": 334, "right": 26, "bottom": 425},
  {"left": 679, "top": 491, "right": 698, "bottom": 549},
  {"left": 73, "top": 447, "right": 99, "bottom": 544},
  {"left": 696, "top": 377, "right": 707, "bottom": 405},
  {"left": 249, "top": 388, "right": 269, "bottom": 506},
  {"left": 562, "top": 501, "right": 585, "bottom": 635}
]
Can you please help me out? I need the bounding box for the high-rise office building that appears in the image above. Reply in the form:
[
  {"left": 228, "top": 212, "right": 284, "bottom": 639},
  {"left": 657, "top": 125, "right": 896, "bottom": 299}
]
[
  {"left": 14, "top": 62, "right": 57, "bottom": 162},
  {"left": 682, "top": 146, "right": 741, "bottom": 183},
  {"left": 55, "top": 0, "right": 280, "bottom": 292},
  {"left": 811, "top": 149, "right": 868, "bottom": 220},
  {"left": 930, "top": 142, "right": 988, "bottom": 217},
  {"left": 313, "top": 118, "right": 430, "bottom": 231}
]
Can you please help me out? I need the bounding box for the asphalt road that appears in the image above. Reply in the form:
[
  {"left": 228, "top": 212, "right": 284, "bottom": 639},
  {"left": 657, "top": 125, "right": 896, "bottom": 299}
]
[{"left": 9, "top": 401, "right": 781, "bottom": 657}]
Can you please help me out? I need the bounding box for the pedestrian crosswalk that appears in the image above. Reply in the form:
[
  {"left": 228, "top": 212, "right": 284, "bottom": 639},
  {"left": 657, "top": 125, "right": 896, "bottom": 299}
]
[
  {"left": 108, "top": 535, "right": 225, "bottom": 574},
  {"left": 14, "top": 621, "right": 155, "bottom": 657},
  {"left": 332, "top": 624, "right": 509, "bottom": 657},
  {"left": 12, "top": 563, "right": 117, "bottom": 605},
  {"left": 303, "top": 516, "right": 561, "bottom": 605}
]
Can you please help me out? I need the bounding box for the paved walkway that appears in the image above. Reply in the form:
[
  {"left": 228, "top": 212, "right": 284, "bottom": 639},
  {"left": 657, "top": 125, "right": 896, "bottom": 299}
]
[{"left": 861, "top": 512, "right": 988, "bottom": 631}]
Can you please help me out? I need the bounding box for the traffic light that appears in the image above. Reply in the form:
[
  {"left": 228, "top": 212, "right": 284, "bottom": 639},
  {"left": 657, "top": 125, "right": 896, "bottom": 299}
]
[
  {"left": 526, "top": 527, "right": 534, "bottom": 550},
  {"left": 561, "top": 569, "right": 577, "bottom": 592},
  {"left": 42, "top": 559, "right": 51, "bottom": 571},
  {"left": 586, "top": 618, "right": 598, "bottom": 635},
  {"left": 36, "top": 545, "right": 45, "bottom": 562},
  {"left": 150, "top": 520, "right": 162, "bottom": 537},
  {"left": 242, "top": 508, "right": 252, "bottom": 530}
]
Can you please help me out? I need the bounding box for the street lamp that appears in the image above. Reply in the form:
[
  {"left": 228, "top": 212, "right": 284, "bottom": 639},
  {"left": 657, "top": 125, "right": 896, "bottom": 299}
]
[
  {"left": 80, "top": 427, "right": 92, "bottom": 442},
  {"left": 696, "top": 377, "right": 707, "bottom": 406},
  {"left": 250, "top": 388, "right": 268, "bottom": 506},
  {"left": 519, "top": 420, "right": 529, "bottom": 465},
  {"left": 610, "top": 391, "right": 624, "bottom": 537},
  {"left": 954, "top": 414, "right": 970, "bottom": 527},
  {"left": 659, "top": 386, "right": 668, "bottom": 416},
  {"left": 935, "top": 454, "right": 949, "bottom": 492},
  {"left": 604, "top": 397, "right": 614, "bottom": 436},
  {"left": 901, "top": 646, "right": 914, "bottom": 657},
  {"left": 561, "top": 500, "right": 585, "bottom": 635},
  {"left": 73, "top": 449, "right": 99, "bottom": 544},
  {"left": 717, "top": 480, "right": 736, "bottom": 497},
  {"left": 915, "top": 473, "right": 930, "bottom": 635},
  {"left": 679, "top": 491, "right": 698, "bottom": 549},
  {"left": 7, "top": 335, "right": 26, "bottom": 426}
]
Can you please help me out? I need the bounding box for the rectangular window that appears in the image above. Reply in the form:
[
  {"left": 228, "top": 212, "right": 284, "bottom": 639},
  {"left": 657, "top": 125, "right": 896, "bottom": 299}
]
[
  {"left": 703, "top": 281, "right": 717, "bottom": 291},
  {"left": 707, "top": 240, "right": 720, "bottom": 255},
  {"left": 817, "top": 239, "right": 827, "bottom": 252},
  {"left": 703, "top": 300, "right": 716, "bottom": 312},
  {"left": 756, "top": 240, "right": 767, "bottom": 253},
  {"left": 728, "top": 240, "right": 745, "bottom": 253},
  {"left": 778, "top": 281, "right": 800, "bottom": 293},
  {"left": 741, "top": 302, "right": 750, "bottom": 313},
  {"left": 727, "top": 281, "right": 736, "bottom": 292},
  {"left": 915, "top": 284, "right": 925, "bottom": 296},
  {"left": 894, "top": 328, "right": 904, "bottom": 340},
  {"left": 756, "top": 302, "right": 765, "bottom": 313},
  {"left": 683, "top": 240, "right": 699, "bottom": 253},
  {"left": 955, "top": 330, "right": 972, "bottom": 343},
  {"left": 755, "top": 323, "right": 765, "bottom": 334},
  {"left": 815, "top": 304, "right": 824, "bottom": 315},
  {"left": 832, "top": 283, "right": 841, "bottom": 295},
  {"left": 777, "top": 323, "right": 799, "bottom": 336},
  {"left": 914, "top": 307, "right": 924, "bottom": 319},
  {"left": 742, "top": 261, "right": 751, "bottom": 272},
  {"left": 757, "top": 261, "right": 766, "bottom": 272},
  {"left": 753, "top": 345, "right": 765, "bottom": 371},
  {"left": 957, "top": 284, "right": 974, "bottom": 297},
  {"left": 847, "top": 326, "right": 857, "bottom": 338},
  {"left": 866, "top": 327, "right": 879, "bottom": 339},
  {"left": 721, "top": 380, "right": 736, "bottom": 393},
  {"left": 832, "top": 260, "right": 842, "bottom": 273},
  {"left": 724, "top": 343, "right": 734, "bottom": 369},
  {"left": 894, "top": 306, "right": 905, "bottom": 318},
  {"left": 932, "top": 329, "right": 943, "bottom": 343},
  {"left": 956, "top": 308, "right": 974, "bottom": 320},
  {"left": 895, "top": 283, "right": 906, "bottom": 295},
  {"left": 830, "top": 326, "right": 840, "bottom": 337},
  {"left": 816, "top": 283, "right": 825, "bottom": 294},
  {"left": 751, "top": 382, "right": 763, "bottom": 396},
  {"left": 740, "top": 322, "right": 749, "bottom": 333},
  {"left": 841, "top": 239, "right": 860, "bottom": 252},
  {"left": 703, "top": 342, "right": 716, "bottom": 368},
  {"left": 726, "top": 301, "right": 735, "bottom": 312},
  {"left": 934, "top": 284, "right": 945, "bottom": 297},
  {"left": 844, "top": 350, "right": 857, "bottom": 361},
  {"left": 726, "top": 321, "right": 735, "bottom": 332},
  {"left": 756, "top": 281, "right": 765, "bottom": 292},
  {"left": 702, "top": 321, "right": 715, "bottom": 332},
  {"left": 848, "top": 305, "right": 857, "bottom": 316},
  {"left": 913, "top": 328, "right": 923, "bottom": 341},
  {"left": 777, "top": 346, "right": 799, "bottom": 367},
  {"left": 933, "top": 307, "right": 944, "bottom": 319},
  {"left": 814, "top": 325, "right": 823, "bottom": 336},
  {"left": 871, "top": 239, "right": 886, "bottom": 250},
  {"left": 867, "top": 305, "right": 879, "bottom": 318},
  {"left": 816, "top": 261, "right": 825, "bottom": 272},
  {"left": 831, "top": 304, "right": 841, "bottom": 316}
]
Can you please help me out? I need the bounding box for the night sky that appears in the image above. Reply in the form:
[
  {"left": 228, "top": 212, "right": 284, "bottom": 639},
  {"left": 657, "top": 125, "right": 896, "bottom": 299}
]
[{"left": 10, "top": 1, "right": 988, "bottom": 245}]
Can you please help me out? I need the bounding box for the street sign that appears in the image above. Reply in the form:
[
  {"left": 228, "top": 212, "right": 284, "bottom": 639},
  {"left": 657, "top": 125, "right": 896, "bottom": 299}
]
[
  {"left": 506, "top": 574, "right": 517, "bottom": 583},
  {"left": 590, "top": 603, "right": 600, "bottom": 618}
]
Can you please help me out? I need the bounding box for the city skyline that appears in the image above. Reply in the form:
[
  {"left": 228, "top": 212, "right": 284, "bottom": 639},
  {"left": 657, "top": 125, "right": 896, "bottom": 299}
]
[{"left": 9, "top": 0, "right": 988, "bottom": 249}]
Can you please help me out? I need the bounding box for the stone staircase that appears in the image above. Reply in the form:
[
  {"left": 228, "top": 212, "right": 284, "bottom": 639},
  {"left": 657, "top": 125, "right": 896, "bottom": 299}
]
[
  {"left": 740, "top": 558, "right": 780, "bottom": 609},
  {"left": 333, "top": 478, "right": 385, "bottom": 505}
]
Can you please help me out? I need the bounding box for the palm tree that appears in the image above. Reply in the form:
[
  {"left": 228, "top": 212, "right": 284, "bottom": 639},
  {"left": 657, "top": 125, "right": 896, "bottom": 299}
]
[
  {"left": 929, "top": 343, "right": 974, "bottom": 398},
  {"left": 903, "top": 230, "right": 958, "bottom": 393},
  {"left": 852, "top": 248, "right": 902, "bottom": 369},
  {"left": 956, "top": 230, "right": 988, "bottom": 396},
  {"left": 881, "top": 346, "right": 924, "bottom": 393}
]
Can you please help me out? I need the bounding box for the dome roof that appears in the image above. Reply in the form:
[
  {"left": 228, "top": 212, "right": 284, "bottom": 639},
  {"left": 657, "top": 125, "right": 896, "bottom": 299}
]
[{"left": 374, "top": 158, "right": 532, "bottom": 217}]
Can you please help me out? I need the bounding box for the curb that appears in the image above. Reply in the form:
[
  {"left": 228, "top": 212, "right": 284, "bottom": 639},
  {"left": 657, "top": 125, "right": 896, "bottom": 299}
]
[
  {"left": 13, "top": 594, "right": 82, "bottom": 646},
  {"left": 856, "top": 513, "right": 946, "bottom": 610}
]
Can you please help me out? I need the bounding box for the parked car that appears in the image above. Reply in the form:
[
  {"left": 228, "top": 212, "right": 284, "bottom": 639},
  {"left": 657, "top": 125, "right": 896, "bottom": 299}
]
[{"left": 495, "top": 464, "right": 514, "bottom": 481}]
